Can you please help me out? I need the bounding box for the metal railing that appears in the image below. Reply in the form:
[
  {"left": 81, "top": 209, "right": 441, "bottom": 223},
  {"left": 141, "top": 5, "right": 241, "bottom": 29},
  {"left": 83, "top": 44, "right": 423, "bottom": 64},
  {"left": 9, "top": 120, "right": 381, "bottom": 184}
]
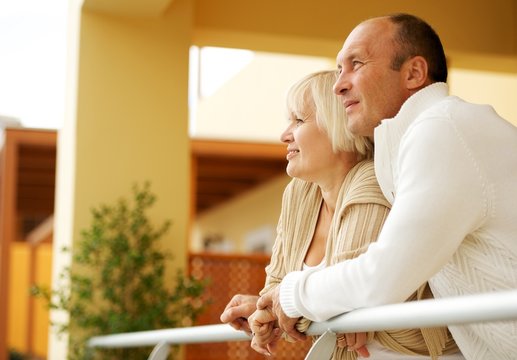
[{"left": 88, "top": 289, "right": 517, "bottom": 359}]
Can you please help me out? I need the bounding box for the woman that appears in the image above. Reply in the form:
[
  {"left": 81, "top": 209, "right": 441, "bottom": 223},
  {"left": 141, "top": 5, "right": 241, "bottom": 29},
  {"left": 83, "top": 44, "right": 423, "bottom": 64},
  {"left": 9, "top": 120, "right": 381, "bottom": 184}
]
[{"left": 227, "top": 70, "right": 460, "bottom": 359}]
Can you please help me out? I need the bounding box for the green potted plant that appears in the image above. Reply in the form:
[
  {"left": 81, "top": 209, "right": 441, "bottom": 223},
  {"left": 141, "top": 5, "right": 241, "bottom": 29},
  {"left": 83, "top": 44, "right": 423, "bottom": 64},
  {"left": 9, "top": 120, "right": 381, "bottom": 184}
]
[{"left": 33, "top": 182, "right": 207, "bottom": 360}]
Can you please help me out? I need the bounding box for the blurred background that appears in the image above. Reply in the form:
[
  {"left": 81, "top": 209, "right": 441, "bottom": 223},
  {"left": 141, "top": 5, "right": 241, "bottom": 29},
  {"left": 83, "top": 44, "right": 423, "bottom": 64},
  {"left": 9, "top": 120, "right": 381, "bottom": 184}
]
[{"left": 1, "top": 0, "right": 516, "bottom": 359}]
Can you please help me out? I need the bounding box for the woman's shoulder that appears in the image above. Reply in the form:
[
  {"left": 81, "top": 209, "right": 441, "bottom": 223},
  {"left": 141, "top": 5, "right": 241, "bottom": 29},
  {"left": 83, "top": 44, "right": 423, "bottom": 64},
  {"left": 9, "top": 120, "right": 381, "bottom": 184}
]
[
  {"left": 340, "top": 160, "right": 391, "bottom": 208},
  {"left": 349, "top": 159, "right": 376, "bottom": 181}
]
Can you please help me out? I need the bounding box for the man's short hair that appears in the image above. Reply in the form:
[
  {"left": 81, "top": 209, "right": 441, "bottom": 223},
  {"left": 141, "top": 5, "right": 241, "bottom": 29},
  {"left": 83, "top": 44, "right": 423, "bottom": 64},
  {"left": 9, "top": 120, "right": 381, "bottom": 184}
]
[{"left": 388, "top": 13, "right": 448, "bottom": 83}]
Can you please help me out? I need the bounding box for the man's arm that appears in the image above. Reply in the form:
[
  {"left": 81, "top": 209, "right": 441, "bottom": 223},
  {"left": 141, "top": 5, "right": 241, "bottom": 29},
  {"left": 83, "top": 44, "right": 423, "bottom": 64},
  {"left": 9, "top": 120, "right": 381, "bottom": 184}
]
[{"left": 277, "top": 118, "right": 487, "bottom": 321}]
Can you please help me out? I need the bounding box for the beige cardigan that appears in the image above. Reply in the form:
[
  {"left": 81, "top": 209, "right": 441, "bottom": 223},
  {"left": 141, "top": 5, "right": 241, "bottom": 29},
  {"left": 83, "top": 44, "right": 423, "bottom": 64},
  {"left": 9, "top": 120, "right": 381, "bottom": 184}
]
[{"left": 261, "top": 160, "right": 458, "bottom": 359}]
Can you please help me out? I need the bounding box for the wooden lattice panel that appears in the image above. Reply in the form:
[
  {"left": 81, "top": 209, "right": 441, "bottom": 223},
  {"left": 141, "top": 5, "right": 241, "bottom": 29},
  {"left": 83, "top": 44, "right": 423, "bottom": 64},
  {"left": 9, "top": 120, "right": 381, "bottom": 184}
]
[{"left": 186, "top": 253, "right": 312, "bottom": 360}]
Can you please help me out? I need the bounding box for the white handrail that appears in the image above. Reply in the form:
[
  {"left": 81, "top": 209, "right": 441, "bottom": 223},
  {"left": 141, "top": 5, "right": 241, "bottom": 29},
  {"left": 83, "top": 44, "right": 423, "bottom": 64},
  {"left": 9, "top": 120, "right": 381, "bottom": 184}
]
[{"left": 88, "top": 289, "right": 517, "bottom": 349}]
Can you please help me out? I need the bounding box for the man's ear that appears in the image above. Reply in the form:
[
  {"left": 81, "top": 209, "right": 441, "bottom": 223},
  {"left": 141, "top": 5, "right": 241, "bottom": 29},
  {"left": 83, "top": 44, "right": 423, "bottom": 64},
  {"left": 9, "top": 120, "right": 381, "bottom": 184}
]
[{"left": 403, "top": 56, "right": 429, "bottom": 90}]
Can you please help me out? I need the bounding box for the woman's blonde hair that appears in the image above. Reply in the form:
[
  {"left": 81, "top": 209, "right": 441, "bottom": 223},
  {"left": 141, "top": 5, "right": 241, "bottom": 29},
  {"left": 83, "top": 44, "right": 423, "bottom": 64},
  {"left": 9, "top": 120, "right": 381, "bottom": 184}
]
[{"left": 285, "top": 70, "right": 373, "bottom": 160}]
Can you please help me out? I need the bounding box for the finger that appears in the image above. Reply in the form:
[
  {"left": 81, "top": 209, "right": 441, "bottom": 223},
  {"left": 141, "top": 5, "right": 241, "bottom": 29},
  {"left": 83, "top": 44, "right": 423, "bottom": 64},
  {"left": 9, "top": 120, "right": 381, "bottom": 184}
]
[
  {"left": 279, "top": 317, "right": 306, "bottom": 342},
  {"left": 256, "top": 292, "right": 272, "bottom": 310},
  {"left": 249, "top": 320, "right": 273, "bottom": 343},
  {"left": 356, "top": 345, "right": 370, "bottom": 358},
  {"left": 251, "top": 338, "right": 271, "bottom": 357},
  {"left": 254, "top": 323, "right": 277, "bottom": 344},
  {"left": 266, "top": 328, "right": 282, "bottom": 355},
  {"left": 231, "top": 317, "right": 251, "bottom": 334},
  {"left": 336, "top": 334, "right": 347, "bottom": 348},
  {"left": 284, "top": 327, "right": 306, "bottom": 342},
  {"left": 226, "top": 317, "right": 245, "bottom": 331},
  {"left": 254, "top": 331, "right": 278, "bottom": 347},
  {"left": 349, "top": 332, "right": 367, "bottom": 350},
  {"left": 345, "top": 333, "right": 356, "bottom": 347},
  {"left": 221, "top": 299, "right": 257, "bottom": 323},
  {"left": 221, "top": 308, "right": 248, "bottom": 324},
  {"left": 239, "top": 319, "right": 251, "bottom": 334},
  {"left": 223, "top": 296, "right": 238, "bottom": 312},
  {"left": 220, "top": 307, "right": 237, "bottom": 323}
]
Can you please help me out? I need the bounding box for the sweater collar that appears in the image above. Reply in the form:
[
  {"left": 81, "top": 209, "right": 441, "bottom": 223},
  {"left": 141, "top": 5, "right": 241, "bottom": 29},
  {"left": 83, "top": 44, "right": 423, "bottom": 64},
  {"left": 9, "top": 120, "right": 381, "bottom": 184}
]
[
  {"left": 373, "top": 82, "right": 449, "bottom": 204},
  {"left": 376, "top": 82, "right": 449, "bottom": 141}
]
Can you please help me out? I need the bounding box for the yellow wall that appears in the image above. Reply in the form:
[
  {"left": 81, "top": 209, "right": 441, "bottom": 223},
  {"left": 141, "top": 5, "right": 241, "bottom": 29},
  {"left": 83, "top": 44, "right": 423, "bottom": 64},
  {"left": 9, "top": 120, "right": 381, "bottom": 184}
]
[
  {"left": 449, "top": 69, "right": 517, "bottom": 126},
  {"left": 74, "top": 0, "right": 192, "bottom": 291},
  {"left": 33, "top": 244, "right": 52, "bottom": 357},
  {"left": 8, "top": 243, "right": 29, "bottom": 353},
  {"left": 8, "top": 242, "right": 52, "bottom": 357}
]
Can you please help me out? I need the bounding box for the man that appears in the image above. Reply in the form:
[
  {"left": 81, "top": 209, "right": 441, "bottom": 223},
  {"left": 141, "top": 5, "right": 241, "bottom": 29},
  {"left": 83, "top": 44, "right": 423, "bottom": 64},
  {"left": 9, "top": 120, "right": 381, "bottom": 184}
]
[{"left": 255, "top": 13, "right": 517, "bottom": 359}]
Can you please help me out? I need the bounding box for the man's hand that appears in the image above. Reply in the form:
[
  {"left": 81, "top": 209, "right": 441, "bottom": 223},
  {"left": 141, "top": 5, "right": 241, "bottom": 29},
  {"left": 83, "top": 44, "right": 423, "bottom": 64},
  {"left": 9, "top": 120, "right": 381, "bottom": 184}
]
[
  {"left": 257, "top": 287, "right": 306, "bottom": 342},
  {"left": 220, "top": 294, "right": 259, "bottom": 335}
]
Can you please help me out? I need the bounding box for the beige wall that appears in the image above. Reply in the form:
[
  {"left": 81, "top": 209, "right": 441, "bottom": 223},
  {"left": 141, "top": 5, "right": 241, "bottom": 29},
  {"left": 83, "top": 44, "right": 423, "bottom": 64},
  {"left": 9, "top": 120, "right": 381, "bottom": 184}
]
[
  {"left": 449, "top": 69, "right": 517, "bottom": 126},
  {"left": 52, "top": 0, "right": 193, "bottom": 357},
  {"left": 193, "top": 52, "right": 334, "bottom": 142}
]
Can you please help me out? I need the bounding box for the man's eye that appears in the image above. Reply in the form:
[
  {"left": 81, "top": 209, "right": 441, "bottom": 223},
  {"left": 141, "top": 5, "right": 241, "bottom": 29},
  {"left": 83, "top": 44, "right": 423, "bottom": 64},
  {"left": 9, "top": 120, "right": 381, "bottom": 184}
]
[{"left": 352, "top": 60, "right": 364, "bottom": 69}]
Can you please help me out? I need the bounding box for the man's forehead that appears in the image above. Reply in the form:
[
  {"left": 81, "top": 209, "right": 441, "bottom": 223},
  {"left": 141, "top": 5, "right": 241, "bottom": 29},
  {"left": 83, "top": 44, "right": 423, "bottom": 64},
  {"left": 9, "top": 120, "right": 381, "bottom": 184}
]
[{"left": 337, "top": 18, "right": 393, "bottom": 60}]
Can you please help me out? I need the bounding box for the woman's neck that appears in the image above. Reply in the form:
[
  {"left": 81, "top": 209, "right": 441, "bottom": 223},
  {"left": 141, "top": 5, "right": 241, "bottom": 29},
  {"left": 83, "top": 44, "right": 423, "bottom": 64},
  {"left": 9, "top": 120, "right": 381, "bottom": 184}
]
[{"left": 317, "top": 156, "right": 360, "bottom": 211}]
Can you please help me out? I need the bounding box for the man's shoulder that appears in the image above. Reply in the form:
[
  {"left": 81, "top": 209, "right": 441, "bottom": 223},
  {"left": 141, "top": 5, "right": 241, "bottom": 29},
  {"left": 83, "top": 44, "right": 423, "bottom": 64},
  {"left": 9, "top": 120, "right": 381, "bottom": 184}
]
[{"left": 418, "top": 95, "right": 497, "bottom": 123}]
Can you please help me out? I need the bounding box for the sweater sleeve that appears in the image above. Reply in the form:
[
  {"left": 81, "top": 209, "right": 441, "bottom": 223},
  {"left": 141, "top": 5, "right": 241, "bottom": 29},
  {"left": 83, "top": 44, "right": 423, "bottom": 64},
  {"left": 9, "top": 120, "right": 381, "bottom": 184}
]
[
  {"left": 260, "top": 220, "right": 286, "bottom": 295},
  {"left": 260, "top": 182, "right": 293, "bottom": 296},
  {"left": 280, "top": 117, "right": 487, "bottom": 321}
]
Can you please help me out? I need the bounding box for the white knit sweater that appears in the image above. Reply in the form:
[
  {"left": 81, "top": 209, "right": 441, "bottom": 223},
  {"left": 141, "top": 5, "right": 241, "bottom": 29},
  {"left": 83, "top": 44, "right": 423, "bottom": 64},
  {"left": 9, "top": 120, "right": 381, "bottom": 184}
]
[{"left": 279, "top": 83, "right": 517, "bottom": 359}]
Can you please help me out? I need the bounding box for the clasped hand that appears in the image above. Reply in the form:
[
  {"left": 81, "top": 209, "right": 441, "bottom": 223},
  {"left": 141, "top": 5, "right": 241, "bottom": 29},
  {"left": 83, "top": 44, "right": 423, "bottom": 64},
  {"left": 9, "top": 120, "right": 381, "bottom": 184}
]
[
  {"left": 220, "top": 287, "right": 370, "bottom": 357},
  {"left": 248, "top": 287, "right": 306, "bottom": 356}
]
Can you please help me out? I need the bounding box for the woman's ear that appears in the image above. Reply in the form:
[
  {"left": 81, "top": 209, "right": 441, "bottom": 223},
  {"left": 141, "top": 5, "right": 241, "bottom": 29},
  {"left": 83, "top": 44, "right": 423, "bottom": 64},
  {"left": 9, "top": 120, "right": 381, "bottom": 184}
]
[{"left": 403, "top": 56, "right": 429, "bottom": 90}]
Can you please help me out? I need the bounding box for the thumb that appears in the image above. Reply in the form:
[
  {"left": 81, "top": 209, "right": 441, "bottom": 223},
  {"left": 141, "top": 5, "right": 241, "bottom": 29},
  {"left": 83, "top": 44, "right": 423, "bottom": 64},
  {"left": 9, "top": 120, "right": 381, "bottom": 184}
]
[{"left": 256, "top": 293, "right": 271, "bottom": 310}]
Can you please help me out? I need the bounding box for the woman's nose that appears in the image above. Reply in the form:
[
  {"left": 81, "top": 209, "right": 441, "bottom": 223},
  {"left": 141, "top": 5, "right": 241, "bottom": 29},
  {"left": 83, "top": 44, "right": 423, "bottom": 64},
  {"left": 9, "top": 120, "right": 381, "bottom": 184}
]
[{"left": 280, "top": 124, "right": 293, "bottom": 143}]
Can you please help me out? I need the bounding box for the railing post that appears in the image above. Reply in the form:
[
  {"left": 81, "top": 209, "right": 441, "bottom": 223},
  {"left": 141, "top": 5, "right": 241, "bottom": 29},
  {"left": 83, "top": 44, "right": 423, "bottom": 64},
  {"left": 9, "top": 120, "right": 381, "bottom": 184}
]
[{"left": 147, "top": 341, "right": 170, "bottom": 360}]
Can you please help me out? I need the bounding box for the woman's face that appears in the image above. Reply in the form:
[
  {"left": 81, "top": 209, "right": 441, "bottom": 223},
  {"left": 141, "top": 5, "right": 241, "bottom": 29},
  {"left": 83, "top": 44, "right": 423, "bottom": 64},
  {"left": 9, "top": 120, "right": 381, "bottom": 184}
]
[{"left": 280, "top": 101, "right": 342, "bottom": 182}]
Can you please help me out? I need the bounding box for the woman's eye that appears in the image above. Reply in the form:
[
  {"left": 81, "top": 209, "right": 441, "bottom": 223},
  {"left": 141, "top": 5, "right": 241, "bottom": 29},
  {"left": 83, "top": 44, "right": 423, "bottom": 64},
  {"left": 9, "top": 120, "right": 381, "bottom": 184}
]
[{"left": 295, "top": 118, "right": 304, "bottom": 125}]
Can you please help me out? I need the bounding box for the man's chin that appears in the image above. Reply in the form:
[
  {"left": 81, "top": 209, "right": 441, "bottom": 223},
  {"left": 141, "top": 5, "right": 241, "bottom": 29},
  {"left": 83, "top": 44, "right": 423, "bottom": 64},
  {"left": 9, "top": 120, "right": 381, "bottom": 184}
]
[{"left": 347, "top": 120, "right": 365, "bottom": 136}]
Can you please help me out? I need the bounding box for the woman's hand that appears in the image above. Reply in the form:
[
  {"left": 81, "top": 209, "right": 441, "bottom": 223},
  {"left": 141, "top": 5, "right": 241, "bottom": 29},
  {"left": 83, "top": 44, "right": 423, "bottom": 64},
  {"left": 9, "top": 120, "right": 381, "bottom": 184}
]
[
  {"left": 256, "top": 286, "right": 306, "bottom": 342},
  {"left": 336, "top": 332, "right": 370, "bottom": 357},
  {"left": 248, "top": 307, "right": 282, "bottom": 356},
  {"left": 220, "top": 294, "right": 259, "bottom": 335}
]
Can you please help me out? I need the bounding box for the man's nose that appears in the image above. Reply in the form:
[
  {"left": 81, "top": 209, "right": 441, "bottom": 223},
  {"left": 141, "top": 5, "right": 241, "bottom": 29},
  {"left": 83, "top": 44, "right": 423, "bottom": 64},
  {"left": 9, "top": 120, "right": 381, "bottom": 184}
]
[{"left": 333, "top": 72, "right": 350, "bottom": 95}]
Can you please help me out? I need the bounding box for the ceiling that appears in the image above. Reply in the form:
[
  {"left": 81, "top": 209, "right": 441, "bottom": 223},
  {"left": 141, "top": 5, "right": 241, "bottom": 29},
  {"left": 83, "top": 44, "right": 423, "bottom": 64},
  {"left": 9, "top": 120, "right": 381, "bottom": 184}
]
[{"left": 191, "top": 139, "right": 287, "bottom": 213}]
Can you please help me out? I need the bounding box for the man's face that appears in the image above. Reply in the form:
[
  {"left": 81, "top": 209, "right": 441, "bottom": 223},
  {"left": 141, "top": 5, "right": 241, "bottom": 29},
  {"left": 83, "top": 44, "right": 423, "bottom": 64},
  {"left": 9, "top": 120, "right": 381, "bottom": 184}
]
[{"left": 333, "top": 18, "right": 411, "bottom": 137}]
